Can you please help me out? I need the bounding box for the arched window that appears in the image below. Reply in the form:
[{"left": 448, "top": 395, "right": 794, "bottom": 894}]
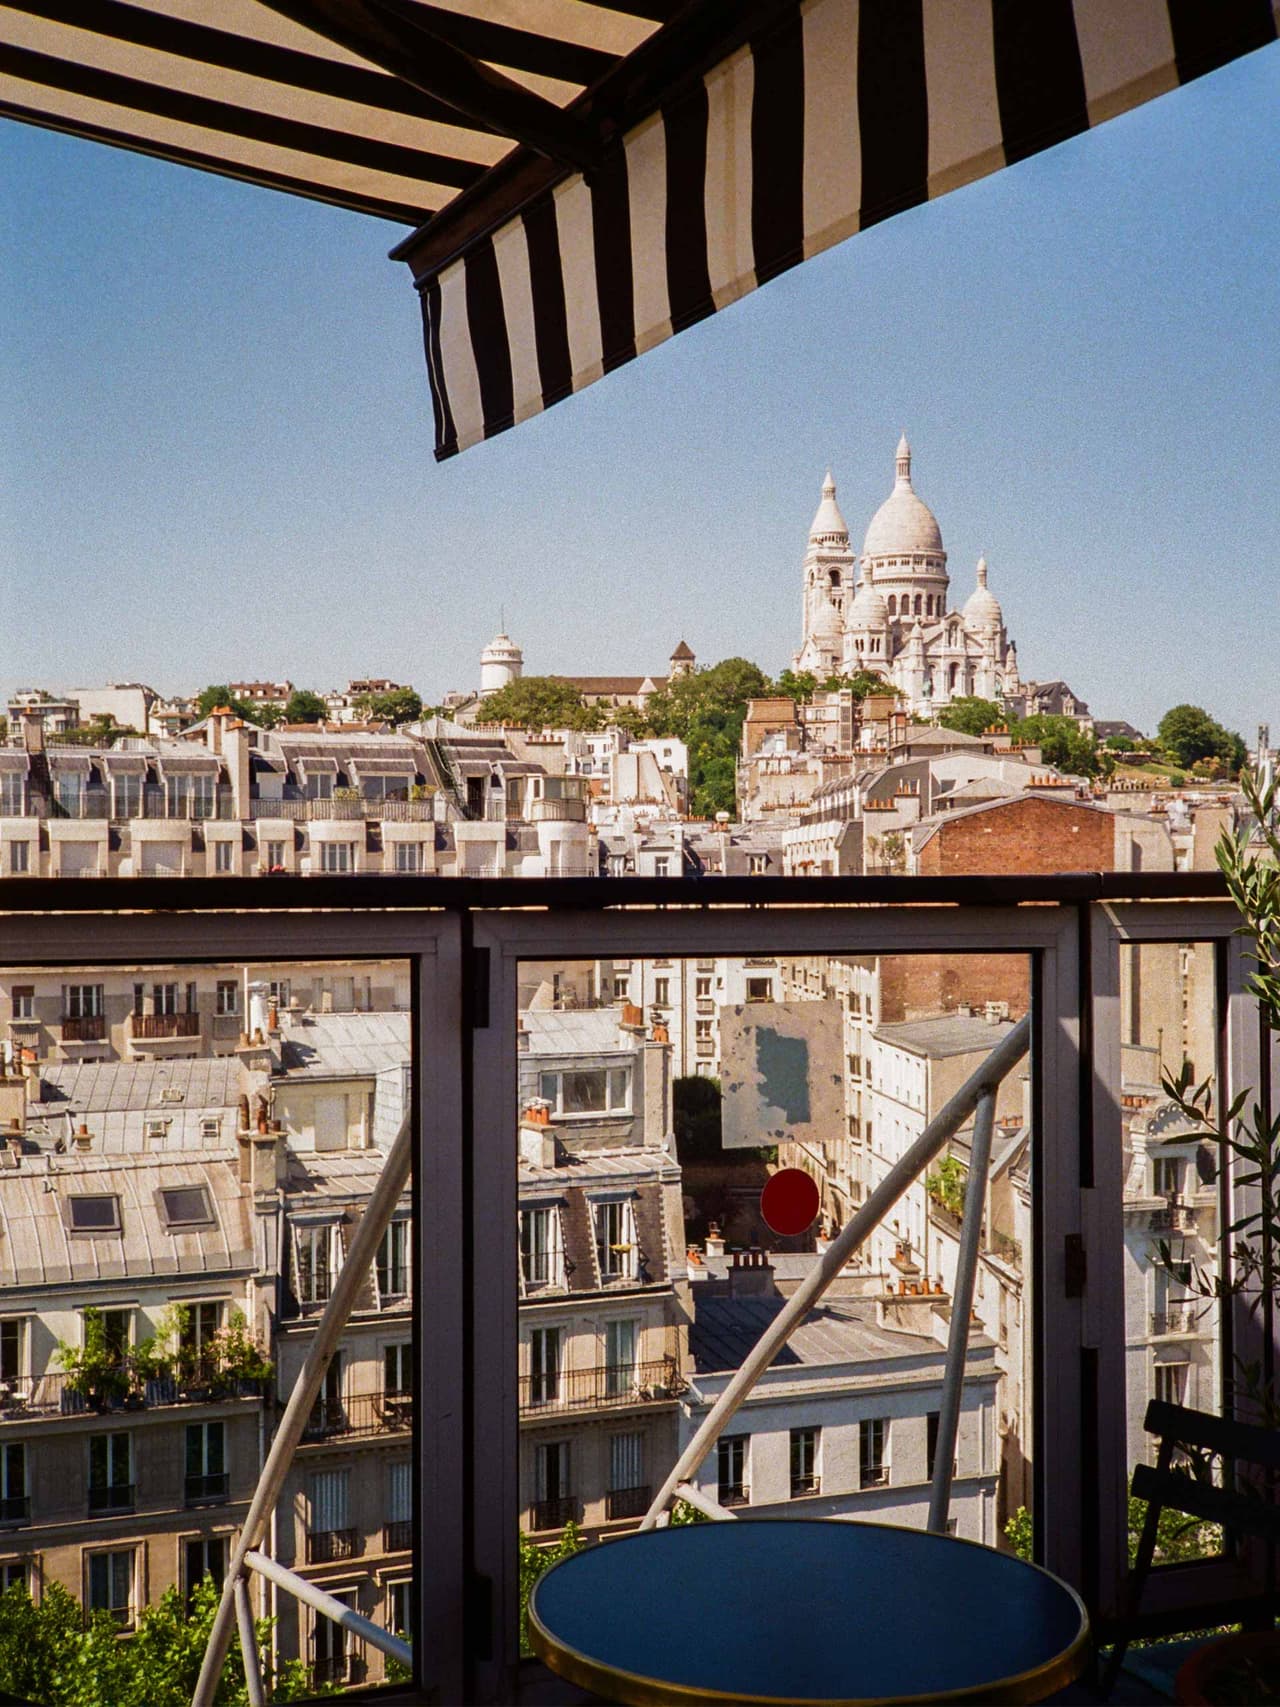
[
  {"left": 829, "top": 569, "right": 841, "bottom": 589},
  {"left": 948, "top": 664, "right": 959, "bottom": 690},
  {"left": 914, "top": 595, "right": 922, "bottom": 616}
]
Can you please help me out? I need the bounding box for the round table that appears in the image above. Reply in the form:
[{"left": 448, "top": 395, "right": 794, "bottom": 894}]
[{"left": 528, "top": 1518, "right": 1090, "bottom": 1705}]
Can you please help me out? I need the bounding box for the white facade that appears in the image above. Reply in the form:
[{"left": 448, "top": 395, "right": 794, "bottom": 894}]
[
  {"left": 794, "top": 440, "right": 1022, "bottom": 715},
  {"left": 479, "top": 631, "right": 523, "bottom": 697}
]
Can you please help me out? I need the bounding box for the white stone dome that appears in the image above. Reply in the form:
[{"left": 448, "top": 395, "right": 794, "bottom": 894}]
[
  {"left": 846, "top": 574, "right": 888, "bottom": 628},
  {"left": 962, "top": 557, "right": 1002, "bottom": 627},
  {"left": 809, "top": 469, "right": 849, "bottom": 542},
  {"left": 862, "top": 435, "right": 943, "bottom": 558},
  {"left": 482, "top": 631, "right": 521, "bottom": 661}
]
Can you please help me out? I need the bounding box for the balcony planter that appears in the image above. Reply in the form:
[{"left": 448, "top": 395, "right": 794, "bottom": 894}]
[{"left": 1175, "top": 1631, "right": 1280, "bottom": 1704}]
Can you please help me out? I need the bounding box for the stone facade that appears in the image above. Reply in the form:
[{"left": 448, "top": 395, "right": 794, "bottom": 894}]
[{"left": 794, "top": 439, "right": 1022, "bottom": 715}]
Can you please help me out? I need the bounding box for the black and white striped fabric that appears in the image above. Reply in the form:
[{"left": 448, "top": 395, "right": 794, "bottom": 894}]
[
  {"left": 409, "top": 0, "right": 1278, "bottom": 460},
  {"left": 0, "top": 1, "right": 668, "bottom": 226}
]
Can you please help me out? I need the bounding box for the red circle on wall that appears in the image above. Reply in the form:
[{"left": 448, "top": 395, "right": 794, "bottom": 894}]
[{"left": 760, "top": 1169, "right": 821, "bottom": 1237}]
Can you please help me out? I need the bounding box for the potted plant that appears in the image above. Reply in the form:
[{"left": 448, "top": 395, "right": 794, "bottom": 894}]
[
  {"left": 209, "top": 1308, "right": 273, "bottom": 1396},
  {"left": 55, "top": 1308, "right": 129, "bottom": 1411},
  {"left": 1150, "top": 771, "right": 1280, "bottom": 1698}
]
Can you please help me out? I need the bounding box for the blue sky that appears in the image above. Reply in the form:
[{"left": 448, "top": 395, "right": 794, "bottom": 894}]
[{"left": 2, "top": 42, "right": 1278, "bottom": 737}]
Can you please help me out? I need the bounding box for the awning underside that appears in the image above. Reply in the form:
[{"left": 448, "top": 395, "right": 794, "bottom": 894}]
[{"left": 3, "top": 1, "right": 1276, "bottom": 461}]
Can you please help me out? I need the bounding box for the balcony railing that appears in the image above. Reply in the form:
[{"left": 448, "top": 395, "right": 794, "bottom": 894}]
[
  {"left": 185, "top": 1471, "right": 230, "bottom": 1506},
  {"left": 88, "top": 1481, "right": 136, "bottom": 1515},
  {"left": 530, "top": 1495, "right": 580, "bottom": 1531},
  {"left": 605, "top": 1484, "right": 650, "bottom": 1522},
  {"left": 0, "top": 1495, "right": 29, "bottom": 1525},
  {"left": 518, "top": 1358, "right": 686, "bottom": 1416},
  {"left": 383, "top": 1519, "right": 413, "bottom": 1552},
  {"left": 300, "top": 1390, "right": 413, "bottom": 1442},
  {"left": 1150, "top": 1308, "right": 1198, "bottom": 1336},
  {"left": 719, "top": 1484, "right": 749, "bottom": 1508},
  {"left": 0, "top": 1365, "right": 265, "bottom": 1418},
  {"left": 131, "top": 1010, "right": 200, "bottom": 1038},
  {"left": 1149, "top": 1198, "right": 1198, "bottom": 1233},
  {"left": 790, "top": 1474, "right": 821, "bottom": 1498},
  {"left": 249, "top": 798, "right": 436, "bottom": 822},
  {"left": 306, "top": 1527, "right": 359, "bottom": 1564},
  {"left": 61, "top": 1013, "right": 106, "bottom": 1041}
]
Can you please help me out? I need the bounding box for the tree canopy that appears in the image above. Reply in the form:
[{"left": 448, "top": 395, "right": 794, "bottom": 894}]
[
  {"left": 936, "top": 697, "right": 1003, "bottom": 737},
  {"left": 1011, "top": 713, "right": 1099, "bottom": 777},
  {"left": 356, "top": 686, "right": 423, "bottom": 727},
  {"left": 1157, "top": 704, "right": 1245, "bottom": 773},
  {"left": 643, "top": 658, "right": 771, "bottom": 816},
  {"left": 283, "top": 688, "right": 328, "bottom": 724},
  {"left": 194, "top": 685, "right": 266, "bottom": 726},
  {"left": 478, "top": 676, "right": 600, "bottom": 731},
  {"left": 0, "top": 1578, "right": 328, "bottom": 1706}
]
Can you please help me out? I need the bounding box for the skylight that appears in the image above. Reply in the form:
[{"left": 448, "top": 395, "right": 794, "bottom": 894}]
[
  {"left": 159, "top": 1186, "right": 214, "bottom": 1230},
  {"left": 66, "top": 1194, "right": 121, "bottom": 1233}
]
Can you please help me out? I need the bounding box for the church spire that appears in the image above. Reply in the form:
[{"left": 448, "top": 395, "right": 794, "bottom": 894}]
[
  {"left": 976, "top": 554, "right": 988, "bottom": 587},
  {"left": 895, "top": 432, "right": 912, "bottom": 485}
]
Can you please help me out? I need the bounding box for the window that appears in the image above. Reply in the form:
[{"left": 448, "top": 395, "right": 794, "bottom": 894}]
[
  {"left": 296, "top": 1224, "right": 339, "bottom": 1303},
  {"left": 386, "top": 1461, "right": 413, "bottom": 1552},
  {"left": 94, "top": 1309, "right": 131, "bottom": 1361},
  {"left": 384, "top": 1342, "right": 412, "bottom": 1396},
  {"left": 394, "top": 842, "right": 422, "bottom": 873},
  {"left": 926, "top": 1411, "right": 956, "bottom": 1481},
  {"left": 213, "top": 840, "right": 234, "bottom": 873},
  {"left": 308, "top": 1468, "right": 351, "bottom": 1546},
  {"left": 10, "top": 986, "right": 33, "bottom": 1019},
  {"left": 65, "top": 983, "right": 104, "bottom": 1018},
  {"left": 388, "top": 1578, "right": 412, "bottom": 1637},
  {"left": 717, "top": 1435, "right": 748, "bottom": 1506},
  {"left": 269, "top": 979, "right": 291, "bottom": 1009},
  {"left": 695, "top": 1019, "right": 712, "bottom": 1041},
  {"left": 653, "top": 857, "right": 670, "bottom": 877},
  {"left": 0, "top": 1443, "right": 27, "bottom": 1523},
  {"left": 264, "top": 840, "right": 286, "bottom": 870},
  {"left": 860, "top": 1418, "right": 889, "bottom": 1488},
  {"left": 377, "top": 1219, "right": 411, "bottom": 1298},
  {"left": 594, "top": 1199, "right": 638, "bottom": 1281},
  {"left": 533, "top": 1440, "right": 572, "bottom": 1527},
  {"left": 179, "top": 1301, "right": 223, "bottom": 1361},
  {"left": 312, "top": 1590, "right": 354, "bottom": 1684},
  {"left": 0, "top": 1320, "right": 23, "bottom": 1383},
  {"left": 184, "top": 1536, "right": 226, "bottom": 1609},
  {"left": 529, "top": 1326, "right": 562, "bottom": 1406},
  {"left": 66, "top": 1195, "right": 121, "bottom": 1234},
  {"left": 653, "top": 978, "right": 670, "bottom": 1006},
  {"left": 848, "top": 1054, "right": 862, "bottom": 1080},
  {"left": 695, "top": 976, "right": 712, "bottom": 999},
  {"left": 607, "top": 1432, "right": 646, "bottom": 1518},
  {"left": 319, "top": 842, "right": 356, "bottom": 873},
  {"left": 748, "top": 854, "right": 768, "bottom": 875},
  {"left": 87, "top": 1549, "right": 135, "bottom": 1627},
  {"left": 520, "top": 1205, "right": 564, "bottom": 1290},
  {"left": 790, "top": 1427, "right": 820, "bottom": 1497},
  {"left": 215, "top": 980, "right": 238, "bottom": 1016},
  {"left": 0, "top": 1562, "right": 28, "bottom": 1594},
  {"left": 159, "top": 1186, "right": 215, "bottom": 1230},
  {"left": 746, "top": 978, "right": 772, "bottom": 1002},
  {"left": 152, "top": 982, "right": 178, "bottom": 1016},
  {"left": 200, "top": 1117, "right": 221, "bottom": 1141},
  {"left": 185, "top": 1421, "right": 227, "bottom": 1505},
  {"left": 538, "top": 1068, "right": 630, "bottom": 1117},
  {"left": 1153, "top": 1156, "right": 1181, "bottom": 1197},
  {"left": 604, "top": 1318, "right": 639, "bottom": 1396},
  {"left": 1155, "top": 1363, "right": 1188, "bottom": 1407},
  {"left": 88, "top": 1432, "right": 133, "bottom": 1514}
]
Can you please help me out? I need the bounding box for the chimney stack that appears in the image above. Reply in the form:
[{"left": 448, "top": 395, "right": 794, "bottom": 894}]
[
  {"left": 72, "top": 1122, "right": 92, "bottom": 1153},
  {"left": 519, "top": 1099, "right": 557, "bottom": 1168},
  {"left": 0, "top": 1074, "right": 25, "bottom": 1135},
  {"left": 19, "top": 711, "right": 44, "bottom": 756},
  {"left": 704, "top": 1223, "right": 725, "bottom": 1257},
  {"left": 728, "top": 1247, "right": 775, "bottom": 1297}
]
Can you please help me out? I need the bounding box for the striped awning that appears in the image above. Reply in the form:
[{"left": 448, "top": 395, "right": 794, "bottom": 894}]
[
  {"left": 2, "top": 2, "right": 1276, "bottom": 461},
  {"left": 394, "top": 0, "right": 1279, "bottom": 458}
]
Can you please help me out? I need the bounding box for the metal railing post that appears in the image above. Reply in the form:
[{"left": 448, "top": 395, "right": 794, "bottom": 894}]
[
  {"left": 191, "top": 1114, "right": 411, "bottom": 1707},
  {"left": 927, "top": 1088, "right": 996, "bottom": 1533},
  {"left": 243, "top": 1550, "right": 413, "bottom": 1672},
  {"left": 234, "top": 1576, "right": 266, "bottom": 1707},
  {"left": 642, "top": 1014, "right": 1030, "bottom": 1528}
]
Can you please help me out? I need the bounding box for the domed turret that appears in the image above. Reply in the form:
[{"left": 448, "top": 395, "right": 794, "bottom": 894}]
[
  {"left": 847, "top": 574, "right": 888, "bottom": 628},
  {"left": 809, "top": 469, "right": 850, "bottom": 544},
  {"left": 862, "top": 435, "right": 944, "bottom": 558},
  {"left": 963, "top": 557, "right": 1003, "bottom": 630},
  {"left": 480, "top": 629, "right": 523, "bottom": 696}
]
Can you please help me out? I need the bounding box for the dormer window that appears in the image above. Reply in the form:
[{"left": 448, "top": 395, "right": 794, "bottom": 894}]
[
  {"left": 593, "top": 1198, "right": 638, "bottom": 1282},
  {"left": 521, "top": 1205, "right": 565, "bottom": 1290},
  {"left": 66, "top": 1194, "right": 121, "bottom": 1234}
]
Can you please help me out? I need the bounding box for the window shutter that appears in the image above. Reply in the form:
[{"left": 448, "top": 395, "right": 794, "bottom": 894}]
[
  {"left": 310, "top": 1468, "right": 349, "bottom": 1533},
  {"left": 388, "top": 1461, "right": 412, "bottom": 1523}
]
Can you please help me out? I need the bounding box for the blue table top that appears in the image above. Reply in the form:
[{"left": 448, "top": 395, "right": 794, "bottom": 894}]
[{"left": 528, "top": 1519, "right": 1090, "bottom": 1705}]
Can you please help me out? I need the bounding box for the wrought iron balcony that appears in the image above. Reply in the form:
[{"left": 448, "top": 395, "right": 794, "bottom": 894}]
[
  {"left": 530, "top": 1495, "right": 580, "bottom": 1532},
  {"left": 300, "top": 1389, "right": 413, "bottom": 1442},
  {"left": 518, "top": 1357, "right": 686, "bottom": 1416},
  {"left": 0, "top": 1365, "right": 265, "bottom": 1418},
  {"left": 605, "top": 1484, "right": 650, "bottom": 1522},
  {"left": 185, "top": 1472, "right": 230, "bottom": 1506},
  {"left": 383, "top": 1519, "right": 413, "bottom": 1552},
  {"left": 1149, "top": 1308, "right": 1198, "bottom": 1336},
  {"left": 306, "top": 1526, "right": 359, "bottom": 1564},
  {"left": 88, "top": 1481, "right": 135, "bottom": 1515}
]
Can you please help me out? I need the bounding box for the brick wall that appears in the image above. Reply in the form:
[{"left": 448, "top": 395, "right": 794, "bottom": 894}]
[
  {"left": 879, "top": 953, "right": 1030, "bottom": 1024},
  {"left": 916, "top": 796, "right": 1115, "bottom": 876}
]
